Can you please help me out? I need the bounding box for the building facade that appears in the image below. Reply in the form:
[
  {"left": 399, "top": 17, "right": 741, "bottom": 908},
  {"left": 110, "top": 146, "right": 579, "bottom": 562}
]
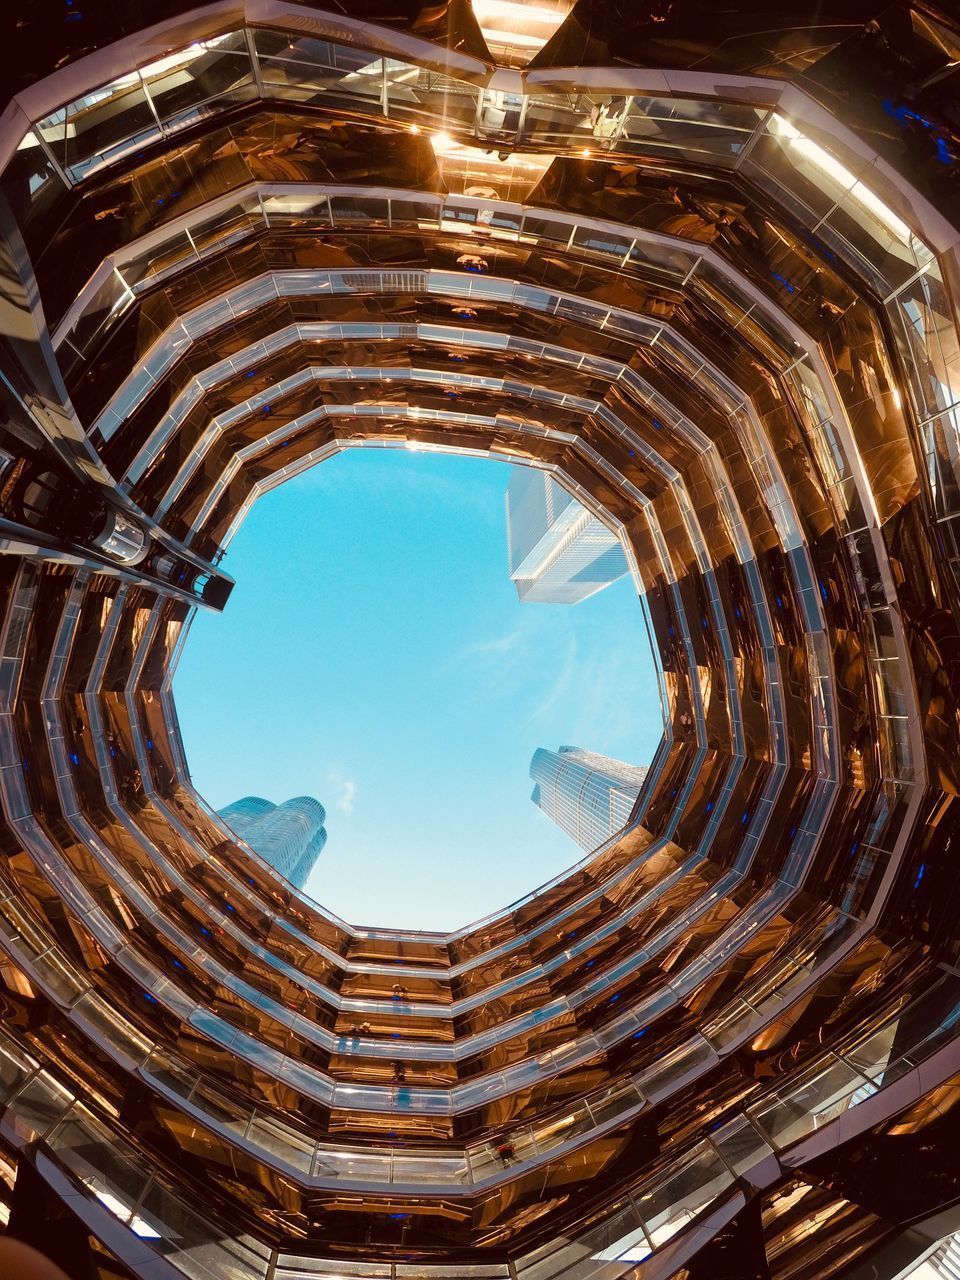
[
  {"left": 0, "top": 3, "right": 960, "bottom": 1279},
  {"left": 530, "top": 746, "right": 648, "bottom": 851},
  {"left": 506, "top": 466, "right": 630, "bottom": 603},
  {"left": 218, "top": 796, "right": 327, "bottom": 889}
]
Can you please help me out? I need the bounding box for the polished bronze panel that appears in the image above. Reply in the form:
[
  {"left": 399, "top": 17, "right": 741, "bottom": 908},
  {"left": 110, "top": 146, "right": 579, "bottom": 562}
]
[{"left": 0, "top": 2, "right": 959, "bottom": 1276}]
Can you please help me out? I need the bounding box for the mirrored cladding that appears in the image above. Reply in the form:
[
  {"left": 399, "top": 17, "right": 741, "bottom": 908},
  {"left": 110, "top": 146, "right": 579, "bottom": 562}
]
[{"left": 0, "top": 2, "right": 959, "bottom": 1279}]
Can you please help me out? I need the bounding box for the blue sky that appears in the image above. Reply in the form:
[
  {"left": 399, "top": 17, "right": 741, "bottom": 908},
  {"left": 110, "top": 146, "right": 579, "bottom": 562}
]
[{"left": 173, "top": 450, "right": 662, "bottom": 930}]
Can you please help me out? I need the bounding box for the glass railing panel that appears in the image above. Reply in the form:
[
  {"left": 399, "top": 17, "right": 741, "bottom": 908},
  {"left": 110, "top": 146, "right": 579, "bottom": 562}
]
[
  {"left": 141, "top": 1046, "right": 200, "bottom": 1098},
  {"left": 314, "top": 1148, "right": 392, "bottom": 1182},
  {"left": 636, "top": 1144, "right": 733, "bottom": 1248},
  {"left": 1, "top": 893, "right": 58, "bottom": 958},
  {"left": 188, "top": 196, "right": 264, "bottom": 257},
  {"left": 748, "top": 1055, "right": 874, "bottom": 1149},
  {"left": 516, "top": 1196, "right": 649, "bottom": 1280},
  {"left": 918, "top": 409, "right": 960, "bottom": 520},
  {"left": 840, "top": 1018, "right": 908, "bottom": 1091},
  {"left": 384, "top": 61, "right": 479, "bottom": 129},
  {"left": 585, "top": 1078, "right": 645, "bottom": 1127},
  {"left": 113, "top": 941, "right": 166, "bottom": 992},
  {"left": 701, "top": 997, "right": 756, "bottom": 1048},
  {"left": 395, "top": 1269, "right": 510, "bottom": 1279},
  {"left": 0, "top": 130, "right": 68, "bottom": 230},
  {"left": 549, "top": 1034, "right": 600, "bottom": 1074},
  {"left": 837, "top": 841, "right": 892, "bottom": 917},
  {"left": 140, "top": 32, "right": 255, "bottom": 136},
  {"left": 692, "top": 259, "right": 767, "bottom": 335},
  {"left": 329, "top": 194, "right": 391, "bottom": 227},
  {"left": 275, "top": 1260, "right": 391, "bottom": 1279},
  {"left": 30, "top": 945, "right": 90, "bottom": 1007},
  {"left": 262, "top": 192, "right": 332, "bottom": 227},
  {"left": 612, "top": 99, "right": 752, "bottom": 165},
  {"left": 641, "top": 1036, "right": 716, "bottom": 1101},
  {"left": 467, "top": 1142, "right": 514, "bottom": 1183},
  {"left": 152, "top": 975, "right": 206, "bottom": 1021},
  {"left": 795, "top": 902, "right": 845, "bottom": 957},
  {"left": 888, "top": 264, "right": 960, "bottom": 424},
  {"left": 7, "top": 1070, "right": 75, "bottom": 1143},
  {"left": 845, "top": 974, "right": 960, "bottom": 1075},
  {"left": 36, "top": 78, "right": 160, "bottom": 183},
  {"left": 739, "top": 127, "right": 839, "bottom": 226},
  {"left": 818, "top": 162, "right": 935, "bottom": 292},
  {"left": 568, "top": 224, "right": 636, "bottom": 266},
  {"left": 621, "top": 94, "right": 758, "bottom": 154},
  {"left": 710, "top": 1114, "right": 774, "bottom": 1177},
  {"left": 391, "top": 1152, "right": 470, "bottom": 1185},
  {"left": 519, "top": 91, "right": 597, "bottom": 147},
  {"left": 531, "top": 1103, "right": 595, "bottom": 1154},
  {"left": 252, "top": 30, "right": 384, "bottom": 112},
  {"left": 393, "top": 195, "right": 446, "bottom": 227},
  {"left": 138, "top": 1178, "right": 271, "bottom": 1279},
  {"left": 58, "top": 269, "right": 131, "bottom": 358},
  {"left": 221, "top": 273, "right": 282, "bottom": 321},
  {"left": 47, "top": 1103, "right": 152, "bottom": 1220},
  {"left": 188, "top": 1079, "right": 254, "bottom": 1140},
  {"left": 334, "top": 1081, "right": 447, "bottom": 1113},
  {"left": 0, "top": 1032, "right": 38, "bottom": 1101},
  {"left": 733, "top": 953, "right": 810, "bottom": 1016}
]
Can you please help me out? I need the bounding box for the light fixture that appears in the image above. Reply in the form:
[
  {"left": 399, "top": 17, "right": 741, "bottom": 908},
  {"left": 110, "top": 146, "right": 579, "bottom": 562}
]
[{"left": 470, "top": 0, "right": 571, "bottom": 62}]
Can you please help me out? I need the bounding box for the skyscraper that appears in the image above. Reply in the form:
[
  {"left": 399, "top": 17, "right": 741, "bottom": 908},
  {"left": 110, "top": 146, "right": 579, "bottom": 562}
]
[
  {"left": 1, "top": 3, "right": 960, "bottom": 1277},
  {"left": 505, "top": 467, "right": 630, "bottom": 603},
  {"left": 218, "top": 796, "right": 327, "bottom": 889},
  {"left": 530, "top": 746, "right": 648, "bottom": 851}
]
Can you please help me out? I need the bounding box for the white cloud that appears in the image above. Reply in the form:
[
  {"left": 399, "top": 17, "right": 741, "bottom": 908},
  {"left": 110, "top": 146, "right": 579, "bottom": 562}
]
[
  {"left": 327, "top": 770, "right": 357, "bottom": 814},
  {"left": 461, "top": 623, "right": 525, "bottom": 658},
  {"left": 336, "top": 779, "right": 357, "bottom": 814}
]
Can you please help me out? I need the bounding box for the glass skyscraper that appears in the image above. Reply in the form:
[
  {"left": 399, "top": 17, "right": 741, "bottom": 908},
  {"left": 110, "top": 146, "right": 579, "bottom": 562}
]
[
  {"left": 505, "top": 467, "right": 629, "bottom": 603},
  {"left": 530, "top": 746, "right": 648, "bottom": 852},
  {"left": 218, "top": 796, "right": 327, "bottom": 889}
]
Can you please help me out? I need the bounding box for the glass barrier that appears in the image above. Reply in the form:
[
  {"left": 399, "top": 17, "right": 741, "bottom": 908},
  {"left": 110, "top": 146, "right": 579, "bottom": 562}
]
[
  {"left": 0, "top": 854, "right": 958, "bottom": 1276},
  {"left": 37, "top": 173, "right": 920, "bottom": 861},
  {"left": 13, "top": 23, "right": 957, "bottom": 593}
]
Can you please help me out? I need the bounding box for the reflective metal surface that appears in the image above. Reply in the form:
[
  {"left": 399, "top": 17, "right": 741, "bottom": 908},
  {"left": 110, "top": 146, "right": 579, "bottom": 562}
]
[{"left": 0, "top": 2, "right": 959, "bottom": 1278}]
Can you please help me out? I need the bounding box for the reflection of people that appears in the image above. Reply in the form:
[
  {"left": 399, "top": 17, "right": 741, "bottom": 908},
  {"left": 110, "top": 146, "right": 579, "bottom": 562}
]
[
  {"left": 392, "top": 1061, "right": 407, "bottom": 1083},
  {"left": 480, "top": 90, "right": 506, "bottom": 134},
  {"left": 391, "top": 983, "right": 408, "bottom": 1001},
  {"left": 660, "top": 187, "right": 759, "bottom": 247},
  {"left": 456, "top": 253, "right": 488, "bottom": 274},
  {"left": 503, "top": 94, "right": 522, "bottom": 132},
  {"left": 479, "top": 90, "right": 521, "bottom": 135},
  {"left": 590, "top": 95, "right": 627, "bottom": 144},
  {"left": 496, "top": 1139, "right": 516, "bottom": 1164}
]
